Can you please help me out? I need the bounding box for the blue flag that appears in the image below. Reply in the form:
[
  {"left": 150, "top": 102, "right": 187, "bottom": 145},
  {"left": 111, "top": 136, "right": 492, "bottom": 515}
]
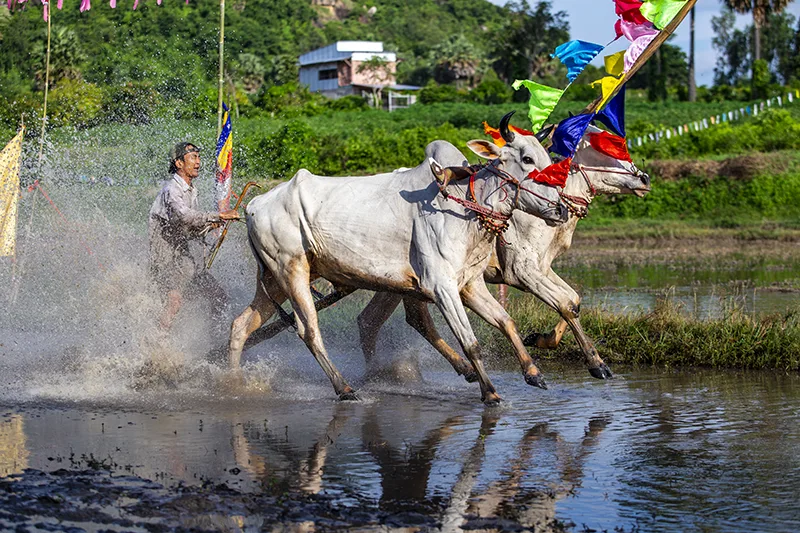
[
  {"left": 594, "top": 85, "right": 626, "bottom": 137},
  {"left": 553, "top": 40, "right": 605, "bottom": 82},
  {"left": 551, "top": 113, "right": 595, "bottom": 158}
]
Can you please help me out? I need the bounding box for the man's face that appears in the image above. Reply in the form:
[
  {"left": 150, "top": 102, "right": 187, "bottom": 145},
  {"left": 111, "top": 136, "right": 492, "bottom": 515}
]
[{"left": 177, "top": 150, "right": 201, "bottom": 180}]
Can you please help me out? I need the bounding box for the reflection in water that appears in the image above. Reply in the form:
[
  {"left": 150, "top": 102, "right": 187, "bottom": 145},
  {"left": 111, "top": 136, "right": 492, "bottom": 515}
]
[
  {"left": 1, "top": 369, "right": 799, "bottom": 532},
  {"left": 0, "top": 414, "right": 28, "bottom": 477}
]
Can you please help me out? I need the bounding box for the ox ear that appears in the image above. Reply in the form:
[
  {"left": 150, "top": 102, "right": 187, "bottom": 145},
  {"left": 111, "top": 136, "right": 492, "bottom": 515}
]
[{"left": 466, "top": 140, "right": 501, "bottom": 160}]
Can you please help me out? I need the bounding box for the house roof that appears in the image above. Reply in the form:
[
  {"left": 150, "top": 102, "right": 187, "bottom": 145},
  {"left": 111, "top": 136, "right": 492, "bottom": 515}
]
[{"left": 299, "top": 41, "right": 397, "bottom": 67}]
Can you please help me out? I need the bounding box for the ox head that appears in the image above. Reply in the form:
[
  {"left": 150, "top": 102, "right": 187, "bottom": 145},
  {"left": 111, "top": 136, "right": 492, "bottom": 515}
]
[
  {"left": 465, "top": 112, "right": 568, "bottom": 226},
  {"left": 572, "top": 124, "right": 651, "bottom": 198}
]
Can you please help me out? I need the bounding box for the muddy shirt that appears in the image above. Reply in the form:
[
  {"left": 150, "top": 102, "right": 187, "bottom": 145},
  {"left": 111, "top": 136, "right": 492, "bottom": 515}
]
[{"left": 148, "top": 174, "right": 220, "bottom": 292}]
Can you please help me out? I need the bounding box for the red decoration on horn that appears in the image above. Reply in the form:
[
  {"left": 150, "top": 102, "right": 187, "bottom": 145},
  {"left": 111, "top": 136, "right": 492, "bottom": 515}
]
[{"left": 588, "top": 131, "right": 632, "bottom": 162}]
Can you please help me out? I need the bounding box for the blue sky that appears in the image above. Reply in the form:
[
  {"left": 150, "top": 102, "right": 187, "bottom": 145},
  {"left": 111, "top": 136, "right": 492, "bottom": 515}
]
[{"left": 486, "top": 0, "right": 800, "bottom": 86}]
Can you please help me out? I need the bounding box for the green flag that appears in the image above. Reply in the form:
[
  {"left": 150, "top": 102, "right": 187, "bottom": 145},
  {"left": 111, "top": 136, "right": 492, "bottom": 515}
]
[
  {"left": 512, "top": 79, "right": 564, "bottom": 131},
  {"left": 640, "top": 0, "right": 688, "bottom": 30}
]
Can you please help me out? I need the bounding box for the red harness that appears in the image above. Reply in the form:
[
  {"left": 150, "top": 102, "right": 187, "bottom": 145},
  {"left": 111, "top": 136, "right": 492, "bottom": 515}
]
[{"left": 437, "top": 159, "right": 560, "bottom": 244}]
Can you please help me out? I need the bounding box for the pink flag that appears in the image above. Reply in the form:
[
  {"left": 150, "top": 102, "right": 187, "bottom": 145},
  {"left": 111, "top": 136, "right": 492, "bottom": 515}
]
[
  {"left": 110, "top": 0, "right": 116, "bottom": 7},
  {"left": 133, "top": 0, "right": 139, "bottom": 8},
  {"left": 57, "top": 0, "right": 62, "bottom": 8},
  {"left": 43, "top": 2, "right": 48, "bottom": 21},
  {"left": 619, "top": 20, "right": 659, "bottom": 72},
  {"left": 79, "top": 0, "right": 91, "bottom": 12}
]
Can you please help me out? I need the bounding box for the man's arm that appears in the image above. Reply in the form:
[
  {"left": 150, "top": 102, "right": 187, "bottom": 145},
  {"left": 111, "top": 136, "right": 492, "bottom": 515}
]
[{"left": 166, "top": 188, "right": 219, "bottom": 230}]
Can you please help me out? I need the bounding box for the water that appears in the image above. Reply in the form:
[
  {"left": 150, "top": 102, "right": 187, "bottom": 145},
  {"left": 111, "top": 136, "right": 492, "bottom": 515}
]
[
  {"left": 556, "top": 242, "right": 800, "bottom": 318},
  {"left": 1, "top": 367, "right": 798, "bottom": 532}
]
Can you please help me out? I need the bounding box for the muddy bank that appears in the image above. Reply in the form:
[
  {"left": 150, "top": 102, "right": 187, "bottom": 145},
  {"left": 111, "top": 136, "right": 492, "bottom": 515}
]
[{"left": 645, "top": 152, "right": 793, "bottom": 181}]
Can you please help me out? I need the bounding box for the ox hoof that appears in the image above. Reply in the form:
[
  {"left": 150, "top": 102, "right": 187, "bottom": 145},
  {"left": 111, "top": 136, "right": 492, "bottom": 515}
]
[
  {"left": 482, "top": 393, "right": 503, "bottom": 406},
  {"left": 463, "top": 371, "right": 479, "bottom": 383},
  {"left": 522, "top": 332, "right": 542, "bottom": 347},
  {"left": 338, "top": 390, "right": 361, "bottom": 402},
  {"left": 524, "top": 373, "right": 548, "bottom": 390},
  {"left": 589, "top": 364, "right": 613, "bottom": 380}
]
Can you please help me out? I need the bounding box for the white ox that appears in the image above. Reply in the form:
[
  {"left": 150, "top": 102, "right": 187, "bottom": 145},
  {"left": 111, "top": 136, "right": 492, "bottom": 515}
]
[
  {"left": 355, "top": 124, "right": 651, "bottom": 380},
  {"left": 228, "top": 113, "right": 569, "bottom": 404}
]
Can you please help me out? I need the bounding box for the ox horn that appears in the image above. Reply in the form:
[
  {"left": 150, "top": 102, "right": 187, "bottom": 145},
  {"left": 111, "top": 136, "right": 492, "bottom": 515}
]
[
  {"left": 535, "top": 124, "right": 555, "bottom": 143},
  {"left": 499, "top": 111, "right": 516, "bottom": 144}
]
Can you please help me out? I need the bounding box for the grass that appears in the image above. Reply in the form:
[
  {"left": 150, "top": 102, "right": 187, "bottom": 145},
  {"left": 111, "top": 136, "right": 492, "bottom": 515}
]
[{"left": 477, "top": 294, "right": 800, "bottom": 372}]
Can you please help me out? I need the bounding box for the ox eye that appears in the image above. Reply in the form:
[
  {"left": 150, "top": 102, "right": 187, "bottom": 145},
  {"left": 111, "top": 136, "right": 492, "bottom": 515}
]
[{"left": 522, "top": 156, "right": 534, "bottom": 165}]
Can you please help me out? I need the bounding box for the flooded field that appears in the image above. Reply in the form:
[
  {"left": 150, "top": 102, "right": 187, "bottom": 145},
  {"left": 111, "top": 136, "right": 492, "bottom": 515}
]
[
  {"left": 558, "top": 236, "right": 800, "bottom": 318},
  {"left": 2, "top": 182, "right": 800, "bottom": 531},
  {"left": 1, "top": 367, "right": 799, "bottom": 532}
]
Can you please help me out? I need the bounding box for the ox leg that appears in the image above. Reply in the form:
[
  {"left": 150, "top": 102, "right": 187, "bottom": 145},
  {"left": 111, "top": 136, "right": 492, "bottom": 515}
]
[
  {"left": 524, "top": 319, "right": 569, "bottom": 350},
  {"left": 522, "top": 270, "right": 611, "bottom": 380},
  {"left": 432, "top": 282, "right": 502, "bottom": 405},
  {"left": 228, "top": 273, "right": 282, "bottom": 370},
  {"left": 356, "top": 292, "right": 403, "bottom": 370},
  {"left": 402, "top": 298, "right": 478, "bottom": 383},
  {"left": 283, "top": 261, "right": 358, "bottom": 401},
  {"left": 461, "top": 280, "right": 547, "bottom": 390}
]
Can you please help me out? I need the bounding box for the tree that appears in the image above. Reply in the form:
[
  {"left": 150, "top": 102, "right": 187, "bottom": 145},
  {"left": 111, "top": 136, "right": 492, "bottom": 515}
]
[
  {"left": 489, "top": 0, "right": 569, "bottom": 89},
  {"left": 760, "top": 11, "right": 797, "bottom": 83},
  {"left": 32, "top": 26, "right": 86, "bottom": 89},
  {"left": 712, "top": 7, "right": 751, "bottom": 85},
  {"left": 430, "top": 34, "right": 483, "bottom": 88},
  {"left": 234, "top": 53, "right": 265, "bottom": 94},
  {"left": 722, "top": 0, "right": 794, "bottom": 61},
  {"left": 356, "top": 57, "right": 393, "bottom": 107}
]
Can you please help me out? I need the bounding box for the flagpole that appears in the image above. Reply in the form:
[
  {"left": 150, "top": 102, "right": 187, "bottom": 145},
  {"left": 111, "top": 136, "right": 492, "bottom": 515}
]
[
  {"left": 583, "top": 0, "right": 698, "bottom": 114},
  {"left": 217, "top": 0, "right": 225, "bottom": 138}
]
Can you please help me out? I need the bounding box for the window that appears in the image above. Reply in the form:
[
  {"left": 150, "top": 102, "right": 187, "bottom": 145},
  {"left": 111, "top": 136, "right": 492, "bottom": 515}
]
[{"left": 318, "top": 69, "right": 338, "bottom": 81}]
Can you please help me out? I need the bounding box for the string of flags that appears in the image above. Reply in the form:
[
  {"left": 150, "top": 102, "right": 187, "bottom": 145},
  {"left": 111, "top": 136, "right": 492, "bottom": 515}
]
[
  {"left": 6, "top": 0, "right": 189, "bottom": 21},
  {"left": 514, "top": 0, "right": 692, "bottom": 154},
  {"left": 627, "top": 90, "right": 800, "bottom": 148}
]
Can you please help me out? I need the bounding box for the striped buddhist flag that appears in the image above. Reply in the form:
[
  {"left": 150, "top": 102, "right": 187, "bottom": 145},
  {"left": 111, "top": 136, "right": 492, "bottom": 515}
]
[
  {"left": 0, "top": 128, "right": 24, "bottom": 257},
  {"left": 215, "top": 103, "right": 233, "bottom": 212}
]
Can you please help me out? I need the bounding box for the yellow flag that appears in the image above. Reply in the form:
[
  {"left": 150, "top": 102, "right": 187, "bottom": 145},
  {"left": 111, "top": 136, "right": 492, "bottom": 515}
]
[
  {"left": 604, "top": 51, "right": 626, "bottom": 77},
  {"left": 0, "top": 129, "right": 24, "bottom": 257}
]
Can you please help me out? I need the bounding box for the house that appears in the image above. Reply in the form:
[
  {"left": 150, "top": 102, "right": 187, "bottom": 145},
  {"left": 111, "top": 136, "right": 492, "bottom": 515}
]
[{"left": 298, "top": 41, "right": 419, "bottom": 107}]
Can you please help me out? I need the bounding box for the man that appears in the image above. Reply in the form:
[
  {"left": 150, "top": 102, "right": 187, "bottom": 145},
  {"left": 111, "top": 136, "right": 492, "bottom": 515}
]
[{"left": 148, "top": 142, "right": 239, "bottom": 330}]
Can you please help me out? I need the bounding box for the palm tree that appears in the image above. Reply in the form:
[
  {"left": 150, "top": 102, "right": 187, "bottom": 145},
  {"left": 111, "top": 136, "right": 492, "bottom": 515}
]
[{"left": 723, "top": 0, "right": 794, "bottom": 61}]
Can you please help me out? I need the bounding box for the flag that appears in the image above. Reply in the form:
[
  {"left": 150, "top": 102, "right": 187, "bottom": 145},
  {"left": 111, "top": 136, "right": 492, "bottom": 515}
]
[
  {"left": 552, "top": 40, "right": 605, "bottom": 82},
  {"left": 512, "top": 79, "right": 565, "bottom": 131},
  {"left": 1, "top": 128, "right": 24, "bottom": 257},
  {"left": 215, "top": 103, "right": 233, "bottom": 212},
  {"left": 551, "top": 113, "right": 595, "bottom": 158},
  {"left": 619, "top": 20, "right": 659, "bottom": 72},
  {"left": 595, "top": 85, "right": 626, "bottom": 137},
  {"left": 614, "top": 0, "right": 647, "bottom": 25},
  {"left": 639, "top": 0, "right": 688, "bottom": 30}
]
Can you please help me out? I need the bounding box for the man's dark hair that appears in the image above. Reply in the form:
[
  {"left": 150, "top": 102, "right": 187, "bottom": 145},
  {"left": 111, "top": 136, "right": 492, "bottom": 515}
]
[{"left": 169, "top": 142, "right": 200, "bottom": 174}]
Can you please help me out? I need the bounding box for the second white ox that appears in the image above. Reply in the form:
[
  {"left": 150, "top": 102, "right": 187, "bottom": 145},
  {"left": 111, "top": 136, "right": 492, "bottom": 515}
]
[
  {"left": 229, "top": 113, "right": 568, "bottom": 404},
  {"left": 356, "top": 124, "right": 651, "bottom": 381}
]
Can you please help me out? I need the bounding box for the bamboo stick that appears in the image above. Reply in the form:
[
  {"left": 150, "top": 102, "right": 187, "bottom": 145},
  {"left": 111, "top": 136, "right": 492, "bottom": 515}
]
[
  {"left": 38, "top": 0, "right": 52, "bottom": 165},
  {"left": 584, "top": 0, "right": 699, "bottom": 114},
  {"left": 217, "top": 0, "right": 226, "bottom": 138}
]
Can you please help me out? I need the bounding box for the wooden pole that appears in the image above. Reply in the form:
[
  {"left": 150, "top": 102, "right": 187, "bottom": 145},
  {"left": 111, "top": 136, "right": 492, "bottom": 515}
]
[
  {"left": 583, "top": 0, "right": 698, "bottom": 114},
  {"left": 217, "top": 0, "right": 225, "bottom": 138},
  {"left": 38, "top": 0, "right": 52, "bottom": 165}
]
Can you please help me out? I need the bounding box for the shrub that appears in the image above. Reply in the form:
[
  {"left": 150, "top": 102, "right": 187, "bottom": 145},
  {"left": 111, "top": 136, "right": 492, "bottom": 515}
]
[
  {"left": 419, "top": 81, "right": 468, "bottom": 104},
  {"left": 101, "top": 82, "right": 163, "bottom": 125},
  {"left": 48, "top": 79, "right": 104, "bottom": 127}
]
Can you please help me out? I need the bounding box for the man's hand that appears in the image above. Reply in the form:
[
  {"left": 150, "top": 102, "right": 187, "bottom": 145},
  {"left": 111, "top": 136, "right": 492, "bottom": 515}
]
[{"left": 219, "top": 209, "right": 241, "bottom": 221}]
